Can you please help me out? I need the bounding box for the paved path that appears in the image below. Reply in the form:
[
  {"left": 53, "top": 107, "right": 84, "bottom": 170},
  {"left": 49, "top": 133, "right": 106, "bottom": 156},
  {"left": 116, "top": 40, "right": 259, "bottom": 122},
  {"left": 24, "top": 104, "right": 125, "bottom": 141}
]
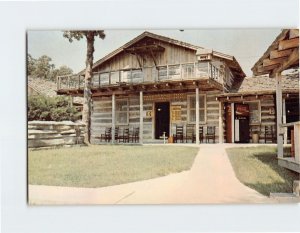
[{"left": 29, "top": 144, "right": 276, "bottom": 204}]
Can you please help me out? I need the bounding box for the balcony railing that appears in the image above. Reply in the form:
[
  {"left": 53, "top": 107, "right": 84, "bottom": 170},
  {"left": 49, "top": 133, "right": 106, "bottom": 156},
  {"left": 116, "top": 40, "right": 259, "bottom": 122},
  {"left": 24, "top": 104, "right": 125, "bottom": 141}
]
[{"left": 57, "top": 62, "right": 224, "bottom": 90}]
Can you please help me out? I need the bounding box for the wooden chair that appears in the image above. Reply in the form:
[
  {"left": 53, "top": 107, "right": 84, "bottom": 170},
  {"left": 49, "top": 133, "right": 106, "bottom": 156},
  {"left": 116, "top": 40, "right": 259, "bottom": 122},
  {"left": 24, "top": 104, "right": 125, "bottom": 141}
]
[
  {"left": 114, "top": 126, "right": 120, "bottom": 142},
  {"left": 206, "top": 126, "right": 216, "bottom": 143},
  {"left": 119, "top": 127, "right": 130, "bottom": 143},
  {"left": 130, "top": 127, "right": 139, "bottom": 143},
  {"left": 98, "top": 127, "right": 112, "bottom": 142},
  {"left": 173, "top": 125, "right": 184, "bottom": 143},
  {"left": 185, "top": 124, "right": 195, "bottom": 143},
  {"left": 192, "top": 126, "right": 204, "bottom": 143},
  {"left": 264, "top": 125, "right": 275, "bottom": 143}
]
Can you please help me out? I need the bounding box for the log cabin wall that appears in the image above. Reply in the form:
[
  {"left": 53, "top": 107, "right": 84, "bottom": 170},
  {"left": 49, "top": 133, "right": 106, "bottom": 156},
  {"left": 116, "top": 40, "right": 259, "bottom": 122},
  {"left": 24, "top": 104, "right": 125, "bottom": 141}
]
[
  {"left": 259, "top": 95, "right": 276, "bottom": 142},
  {"left": 90, "top": 89, "right": 223, "bottom": 144},
  {"left": 221, "top": 94, "right": 277, "bottom": 143}
]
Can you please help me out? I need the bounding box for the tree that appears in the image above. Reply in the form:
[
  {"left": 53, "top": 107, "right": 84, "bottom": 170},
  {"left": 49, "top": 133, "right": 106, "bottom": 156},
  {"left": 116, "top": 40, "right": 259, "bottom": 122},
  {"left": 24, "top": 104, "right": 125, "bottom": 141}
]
[
  {"left": 33, "top": 55, "right": 53, "bottom": 79},
  {"left": 56, "top": 65, "right": 73, "bottom": 76},
  {"left": 50, "top": 65, "right": 73, "bottom": 81},
  {"left": 63, "top": 30, "right": 105, "bottom": 144},
  {"left": 27, "top": 54, "right": 36, "bottom": 75}
]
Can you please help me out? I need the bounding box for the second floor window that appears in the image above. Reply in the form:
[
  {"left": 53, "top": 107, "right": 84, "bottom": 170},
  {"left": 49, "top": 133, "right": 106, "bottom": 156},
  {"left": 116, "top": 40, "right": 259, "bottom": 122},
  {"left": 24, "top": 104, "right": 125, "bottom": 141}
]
[
  {"left": 116, "top": 99, "right": 129, "bottom": 125},
  {"left": 188, "top": 95, "right": 206, "bottom": 123}
]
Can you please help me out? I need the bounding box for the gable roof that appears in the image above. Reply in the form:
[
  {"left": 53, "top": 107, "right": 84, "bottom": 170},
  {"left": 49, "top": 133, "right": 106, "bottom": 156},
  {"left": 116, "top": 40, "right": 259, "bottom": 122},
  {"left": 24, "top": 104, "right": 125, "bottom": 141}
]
[
  {"left": 78, "top": 31, "right": 202, "bottom": 75},
  {"left": 78, "top": 31, "right": 245, "bottom": 78}
]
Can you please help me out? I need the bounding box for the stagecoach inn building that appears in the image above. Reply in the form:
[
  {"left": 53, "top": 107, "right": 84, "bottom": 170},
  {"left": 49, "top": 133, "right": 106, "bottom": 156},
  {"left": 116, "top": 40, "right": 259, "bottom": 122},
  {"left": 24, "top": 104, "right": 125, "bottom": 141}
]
[{"left": 57, "top": 31, "right": 299, "bottom": 144}]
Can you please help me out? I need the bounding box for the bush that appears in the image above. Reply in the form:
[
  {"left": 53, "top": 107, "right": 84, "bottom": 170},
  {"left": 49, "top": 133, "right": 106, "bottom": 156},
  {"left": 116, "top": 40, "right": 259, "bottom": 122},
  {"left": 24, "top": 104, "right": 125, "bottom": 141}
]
[{"left": 28, "top": 95, "right": 81, "bottom": 121}]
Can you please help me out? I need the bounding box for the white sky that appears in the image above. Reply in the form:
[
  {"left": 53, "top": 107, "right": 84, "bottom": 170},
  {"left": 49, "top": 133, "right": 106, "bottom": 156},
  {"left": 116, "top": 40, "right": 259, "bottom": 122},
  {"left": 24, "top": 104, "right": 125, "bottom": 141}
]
[{"left": 27, "top": 29, "right": 281, "bottom": 76}]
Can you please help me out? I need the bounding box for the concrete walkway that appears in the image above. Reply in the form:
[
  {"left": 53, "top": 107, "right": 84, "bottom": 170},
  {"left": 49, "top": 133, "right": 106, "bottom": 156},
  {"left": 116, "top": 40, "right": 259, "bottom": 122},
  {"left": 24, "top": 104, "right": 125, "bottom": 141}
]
[{"left": 29, "top": 144, "right": 277, "bottom": 205}]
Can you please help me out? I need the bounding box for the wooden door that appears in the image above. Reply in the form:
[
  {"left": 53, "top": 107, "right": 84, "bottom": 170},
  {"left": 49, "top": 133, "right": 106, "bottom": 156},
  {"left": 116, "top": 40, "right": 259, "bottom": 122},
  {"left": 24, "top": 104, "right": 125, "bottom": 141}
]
[{"left": 225, "top": 103, "right": 232, "bottom": 143}]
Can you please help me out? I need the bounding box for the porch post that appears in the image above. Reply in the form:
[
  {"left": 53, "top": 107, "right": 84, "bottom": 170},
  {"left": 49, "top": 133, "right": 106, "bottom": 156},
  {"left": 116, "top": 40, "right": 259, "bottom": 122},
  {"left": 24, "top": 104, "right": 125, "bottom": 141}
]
[
  {"left": 218, "top": 102, "right": 223, "bottom": 143},
  {"left": 196, "top": 87, "right": 200, "bottom": 145},
  {"left": 282, "top": 98, "right": 287, "bottom": 144},
  {"left": 112, "top": 93, "right": 116, "bottom": 144},
  {"left": 276, "top": 72, "right": 283, "bottom": 158},
  {"left": 231, "top": 103, "right": 235, "bottom": 143},
  {"left": 140, "top": 91, "right": 143, "bottom": 144}
]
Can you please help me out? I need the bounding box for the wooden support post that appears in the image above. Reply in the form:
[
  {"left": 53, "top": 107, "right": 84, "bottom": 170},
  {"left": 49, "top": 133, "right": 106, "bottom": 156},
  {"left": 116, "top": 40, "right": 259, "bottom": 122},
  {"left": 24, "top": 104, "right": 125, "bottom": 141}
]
[
  {"left": 219, "top": 102, "right": 223, "bottom": 143},
  {"left": 78, "top": 75, "right": 81, "bottom": 89},
  {"left": 112, "top": 94, "right": 116, "bottom": 144},
  {"left": 196, "top": 87, "right": 200, "bottom": 145},
  {"left": 294, "top": 123, "right": 300, "bottom": 164},
  {"left": 283, "top": 98, "right": 287, "bottom": 144},
  {"left": 167, "top": 65, "right": 169, "bottom": 80},
  {"left": 276, "top": 72, "right": 283, "bottom": 158},
  {"left": 139, "top": 91, "right": 143, "bottom": 144},
  {"left": 231, "top": 102, "right": 235, "bottom": 143}
]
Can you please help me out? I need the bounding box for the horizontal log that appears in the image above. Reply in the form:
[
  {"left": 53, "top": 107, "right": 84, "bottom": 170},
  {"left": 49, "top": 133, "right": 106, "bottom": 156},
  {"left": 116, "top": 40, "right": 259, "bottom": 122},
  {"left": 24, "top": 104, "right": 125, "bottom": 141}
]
[
  {"left": 263, "top": 57, "right": 287, "bottom": 67},
  {"left": 278, "top": 37, "right": 299, "bottom": 50},
  {"left": 270, "top": 49, "right": 293, "bottom": 59},
  {"left": 289, "top": 29, "right": 299, "bottom": 39}
]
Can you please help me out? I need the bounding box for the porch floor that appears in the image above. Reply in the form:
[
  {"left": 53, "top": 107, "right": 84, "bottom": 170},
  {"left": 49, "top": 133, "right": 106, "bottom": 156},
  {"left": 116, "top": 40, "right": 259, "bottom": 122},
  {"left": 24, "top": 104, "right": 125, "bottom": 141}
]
[{"left": 278, "top": 157, "right": 300, "bottom": 173}]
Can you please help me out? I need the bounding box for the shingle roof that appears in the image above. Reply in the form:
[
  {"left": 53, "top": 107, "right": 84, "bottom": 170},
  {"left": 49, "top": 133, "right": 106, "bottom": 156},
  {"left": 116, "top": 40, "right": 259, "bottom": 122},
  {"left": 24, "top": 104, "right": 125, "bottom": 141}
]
[
  {"left": 237, "top": 71, "right": 299, "bottom": 93},
  {"left": 218, "top": 71, "right": 299, "bottom": 97},
  {"left": 28, "top": 76, "right": 57, "bottom": 97},
  {"left": 28, "top": 76, "right": 84, "bottom": 104}
]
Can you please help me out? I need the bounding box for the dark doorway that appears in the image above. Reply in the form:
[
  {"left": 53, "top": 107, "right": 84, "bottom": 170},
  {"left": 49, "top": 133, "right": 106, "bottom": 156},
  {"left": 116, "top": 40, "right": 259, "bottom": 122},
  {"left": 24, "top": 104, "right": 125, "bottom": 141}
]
[
  {"left": 155, "top": 102, "right": 170, "bottom": 139},
  {"left": 286, "top": 97, "right": 299, "bottom": 141},
  {"left": 234, "top": 103, "right": 250, "bottom": 143}
]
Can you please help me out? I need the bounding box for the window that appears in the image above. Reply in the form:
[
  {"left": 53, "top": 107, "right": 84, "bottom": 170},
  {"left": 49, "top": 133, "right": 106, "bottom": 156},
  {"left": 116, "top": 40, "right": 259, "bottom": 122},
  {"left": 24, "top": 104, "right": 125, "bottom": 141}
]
[
  {"left": 116, "top": 99, "right": 128, "bottom": 125},
  {"left": 188, "top": 95, "right": 206, "bottom": 123},
  {"left": 182, "top": 64, "right": 194, "bottom": 79},
  {"left": 247, "top": 101, "right": 261, "bottom": 124}
]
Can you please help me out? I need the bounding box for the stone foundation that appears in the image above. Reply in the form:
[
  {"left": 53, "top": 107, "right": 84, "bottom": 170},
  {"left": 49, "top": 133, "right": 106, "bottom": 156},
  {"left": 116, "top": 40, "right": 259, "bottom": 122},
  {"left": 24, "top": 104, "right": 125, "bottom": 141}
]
[{"left": 28, "top": 121, "right": 86, "bottom": 148}]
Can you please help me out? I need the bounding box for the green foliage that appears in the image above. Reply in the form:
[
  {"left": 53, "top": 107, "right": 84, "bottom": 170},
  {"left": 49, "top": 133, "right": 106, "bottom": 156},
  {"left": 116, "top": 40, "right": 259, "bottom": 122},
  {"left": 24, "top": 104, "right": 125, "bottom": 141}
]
[
  {"left": 32, "top": 55, "right": 53, "bottom": 79},
  {"left": 28, "top": 95, "right": 81, "bottom": 121},
  {"left": 63, "top": 30, "right": 105, "bottom": 42},
  {"left": 27, "top": 54, "right": 73, "bottom": 80},
  {"left": 27, "top": 54, "right": 36, "bottom": 75}
]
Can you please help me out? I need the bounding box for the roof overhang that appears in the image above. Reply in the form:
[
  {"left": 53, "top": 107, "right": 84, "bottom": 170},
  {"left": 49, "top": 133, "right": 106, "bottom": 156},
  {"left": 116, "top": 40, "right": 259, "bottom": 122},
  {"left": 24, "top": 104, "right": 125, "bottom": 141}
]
[
  {"left": 251, "top": 29, "right": 299, "bottom": 77},
  {"left": 57, "top": 78, "right": 223, "bottom": 98},
  {"left": 217, "top": 89, "right": 299, "bottom": 102}
]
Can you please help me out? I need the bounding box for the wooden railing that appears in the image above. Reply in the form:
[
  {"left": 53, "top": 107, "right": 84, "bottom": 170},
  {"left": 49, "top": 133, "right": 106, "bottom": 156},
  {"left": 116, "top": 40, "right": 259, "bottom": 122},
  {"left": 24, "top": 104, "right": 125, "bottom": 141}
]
[{"left": 57, "top": 61, "right": 224, "bottom": 90}]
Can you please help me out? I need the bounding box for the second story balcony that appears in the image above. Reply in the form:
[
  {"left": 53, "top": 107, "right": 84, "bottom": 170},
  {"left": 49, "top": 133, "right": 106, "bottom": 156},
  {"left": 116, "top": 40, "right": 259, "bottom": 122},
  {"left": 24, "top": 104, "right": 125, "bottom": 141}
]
[{"left": 57, "top": 61, "right": 226, "bottom": 91}]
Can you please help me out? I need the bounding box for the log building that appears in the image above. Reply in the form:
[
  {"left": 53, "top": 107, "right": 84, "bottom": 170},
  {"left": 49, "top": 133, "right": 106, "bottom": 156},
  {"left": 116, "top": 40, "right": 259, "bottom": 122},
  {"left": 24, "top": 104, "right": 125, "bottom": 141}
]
[{"left": 56, "top": 31, "right": 299, "bottom": 145}]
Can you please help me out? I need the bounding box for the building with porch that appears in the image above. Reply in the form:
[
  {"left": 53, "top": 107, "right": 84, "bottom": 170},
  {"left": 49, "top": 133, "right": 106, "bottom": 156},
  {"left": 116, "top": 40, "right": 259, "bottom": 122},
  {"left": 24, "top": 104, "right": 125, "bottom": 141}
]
[
  {"left": 57, "top": 31, "right": 245, "bottom": 144},
  {"left": 56, "top": 31, "right": 299, "bottom": 150},
  {"left": 251, "top": 29, "right": 299, "bottom": 173}
]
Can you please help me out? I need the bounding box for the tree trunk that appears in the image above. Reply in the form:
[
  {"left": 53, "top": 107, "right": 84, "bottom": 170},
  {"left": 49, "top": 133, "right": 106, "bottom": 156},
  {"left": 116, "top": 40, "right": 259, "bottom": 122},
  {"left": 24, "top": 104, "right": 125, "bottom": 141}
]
[{"left": 83, "top": 32, "right": 95, "bottom": 144}]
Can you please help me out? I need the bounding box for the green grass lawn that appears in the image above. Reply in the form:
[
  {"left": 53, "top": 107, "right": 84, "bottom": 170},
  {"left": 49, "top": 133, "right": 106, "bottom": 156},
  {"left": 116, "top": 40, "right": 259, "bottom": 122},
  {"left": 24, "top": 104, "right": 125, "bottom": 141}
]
[
  {"left": 226, "top": 146, "right": 299, "bottom": 196},
  {"left": 28, "top": 145, "right": 198, "bottom": 188}
]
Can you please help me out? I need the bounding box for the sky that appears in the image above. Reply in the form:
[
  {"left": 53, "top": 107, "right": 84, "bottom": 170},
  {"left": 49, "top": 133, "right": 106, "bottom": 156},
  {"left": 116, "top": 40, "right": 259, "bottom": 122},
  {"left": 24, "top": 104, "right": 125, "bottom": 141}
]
[{"left": 27, "top": 29, "right": 281, "bottom": 77}]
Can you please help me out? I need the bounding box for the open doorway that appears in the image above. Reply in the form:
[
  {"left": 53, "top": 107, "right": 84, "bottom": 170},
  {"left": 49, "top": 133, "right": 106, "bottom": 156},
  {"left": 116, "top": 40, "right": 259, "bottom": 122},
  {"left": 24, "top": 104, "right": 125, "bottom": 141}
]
[{"left": 155, "top": 102, "right": 170, "bottom": 139}]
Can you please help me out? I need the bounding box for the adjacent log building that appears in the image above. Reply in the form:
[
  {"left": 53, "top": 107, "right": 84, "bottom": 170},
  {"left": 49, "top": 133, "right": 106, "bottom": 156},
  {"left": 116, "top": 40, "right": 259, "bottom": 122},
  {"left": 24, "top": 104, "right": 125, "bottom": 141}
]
[{"left": 57, "top": 31, "right": 299, "bottom": 145}]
